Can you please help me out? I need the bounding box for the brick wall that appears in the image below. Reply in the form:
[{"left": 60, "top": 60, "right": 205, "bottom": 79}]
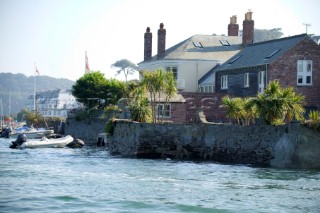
[
  {"left": 181, "top": 92, "right": 228, "bottom": 123},
  {"left": 268, "top": 36, "right": 320, "bottom": 110}
]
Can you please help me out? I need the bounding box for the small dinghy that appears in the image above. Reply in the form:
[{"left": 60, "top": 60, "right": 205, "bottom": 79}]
[{"left": 10, "top": 134, "right": 74, "bottom": 149}]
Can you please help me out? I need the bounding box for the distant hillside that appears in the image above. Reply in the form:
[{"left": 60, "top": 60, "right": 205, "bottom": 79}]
[{"left": 0, "top": 73, "right": 75, "bottom": 116}]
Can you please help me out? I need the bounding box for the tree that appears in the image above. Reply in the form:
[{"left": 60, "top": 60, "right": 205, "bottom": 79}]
[
  {"left": 221, "top": 96, "right": 244, "bottom": 124},
  {"left": 140, "top": 69, "right": 177, "bottom": 123},
  {"left": 72, "top": 71, "right": 126, "bottom": 109},
  {"left": 253, "top": 80, "right": 305, "bottom": 125},
  {"left": 254, "top": 28, "right": 283, "bottom": 42},
  {"left": 111, "top": 59, "right": 138, "bottom": 82},
  {"left": 128, "top": 86, "right": 151, "bottom": 122},
  {"left": 240, "top": 28, "right": 283, "bottom": 43}
]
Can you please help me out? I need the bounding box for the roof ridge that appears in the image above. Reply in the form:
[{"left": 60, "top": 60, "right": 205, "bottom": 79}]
[{"left": 248, "top": 33, "right": 307, "bottom": 47}]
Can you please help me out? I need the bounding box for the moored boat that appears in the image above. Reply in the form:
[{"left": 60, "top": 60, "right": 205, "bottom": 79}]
[
  {"left": 10, "top": 134, "right": 74, "bottom": 149},
  {"left": 10, "top": 126, "right": 54, "bottom": 139}
]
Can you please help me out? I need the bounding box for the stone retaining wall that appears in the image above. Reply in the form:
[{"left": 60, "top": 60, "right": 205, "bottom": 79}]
[
  {"left": 65, "top": 118, "right": 108, "bottom": 145},
  {"left": 108, "top": 120, "right": 320, "bottom": 169}
]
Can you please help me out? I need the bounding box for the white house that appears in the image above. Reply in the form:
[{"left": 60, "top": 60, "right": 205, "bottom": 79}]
[
  {"left": 138, "top": 18, "right": 244, "bottom": 93},
  {"left": 26, "top": 89, "right": 81, "bottom": 119}
]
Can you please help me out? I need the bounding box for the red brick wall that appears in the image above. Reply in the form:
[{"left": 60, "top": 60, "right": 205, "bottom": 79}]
[
  {"left": 170, "top": 102, "right": 187, "bottom": 123},
  {"left": 268, "top": 36, "right": 320, "bottom": 110},
  {"left": 181, "top": 92, "right": 229, "bottom": 123}
]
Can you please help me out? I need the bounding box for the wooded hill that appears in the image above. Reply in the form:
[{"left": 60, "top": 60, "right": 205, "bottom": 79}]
[{"left": 0, "top": 73, "right": 74, "bottom": 116}]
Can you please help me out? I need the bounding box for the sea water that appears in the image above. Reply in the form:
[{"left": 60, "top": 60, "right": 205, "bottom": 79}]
[{"left": 0, "top": 138, "right": 319, "bottom": 213}]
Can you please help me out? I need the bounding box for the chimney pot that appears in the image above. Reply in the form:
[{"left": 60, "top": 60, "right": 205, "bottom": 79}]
[
  {"left": 242, "top": 11, "right": 254, "bottom": 46},
  {"left": 157, "top": 23, "right": 166, "bottom": 59},
  {"left": 228, "top": 15, "right": 239, "bottom": 36},
  {"left": 144, "top": 27, "right": 152, "bottom": 61}
]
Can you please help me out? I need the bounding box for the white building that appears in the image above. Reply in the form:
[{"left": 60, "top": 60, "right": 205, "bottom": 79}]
[
  {"left": 138, "top": 21, "right": 243, "bottom": 93},
  {"left": 26, "top": 89, "right": 81, "bottom": 118}
]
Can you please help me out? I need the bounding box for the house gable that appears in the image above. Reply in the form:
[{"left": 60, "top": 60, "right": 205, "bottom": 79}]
[{"left": 214, "top": 34, "right": 320, "bottom": 110}]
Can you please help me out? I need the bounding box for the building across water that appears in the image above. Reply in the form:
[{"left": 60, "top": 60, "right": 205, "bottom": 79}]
[{"left": 26, "top": 89, "right": 81, "bottom": 118}]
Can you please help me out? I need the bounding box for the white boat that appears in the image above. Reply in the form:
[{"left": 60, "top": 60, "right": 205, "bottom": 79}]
[
  {"left": 10, "top": 127, "right": 54, "bottom": 139},
  {"left": 19, "top": 135, "right": 74, "bottom": 149}
]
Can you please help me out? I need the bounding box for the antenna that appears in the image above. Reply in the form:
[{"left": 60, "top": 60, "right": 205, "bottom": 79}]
[{"left": 302, "top": 23, "right": 311, "bottom": 34}]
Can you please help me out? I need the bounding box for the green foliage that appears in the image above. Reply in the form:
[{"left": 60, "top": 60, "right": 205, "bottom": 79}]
[
  {"left": 111, "top": 59, "right": 138, "bottom": 82},
  {"left": 221, "top": 96, "right": 256, "bottom": 125},
  {"left": 221, "top": 81, "right": 305, "bottom": 126},
  {"left": 253, "top": 81, "right": 305, "bottom": 125},
  {"left": 105, "top": 119, "right": 115, "bottom": 135},
  {"left": 72, "top": 71, "right": 127, "bottom": 109},
  {"left": 140, "top": 69, "right": 177, "bottom": 123},
  {"left": 308, "top": 110, "right": 319, "bottom": 130},
  {"left": 128, "top": 86, "right": 152, "bottom": 122}
]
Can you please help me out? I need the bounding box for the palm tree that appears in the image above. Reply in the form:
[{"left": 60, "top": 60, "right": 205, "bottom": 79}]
[
  {"left": 281, "top": 87, "right": 305, "bottom": 123},
  {"left": 242, "top": 97, "right": 258, "bottom": 126},
  {"left": 221, "top": 96, "right": 244, "bottom": 124},
  {"left": 253, "top": 80, "right": 305, "bottom": 125},
  {"left": 162, "top": 71, "right": 177, "bottom": 122},
  {"left": 128, "top": 86, "right": 151, "bottom": 122}
]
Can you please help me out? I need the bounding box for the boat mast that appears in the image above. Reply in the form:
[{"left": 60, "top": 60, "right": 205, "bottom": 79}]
[{"left": 0, "top": 98, "right": 3, "bottom": 129}]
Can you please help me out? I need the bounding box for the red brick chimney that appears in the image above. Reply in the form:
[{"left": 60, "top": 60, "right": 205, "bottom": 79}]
[
  {"left": 242, "top": 11, "right": 254, "bottom": 46},
  {"left": 144, "top": 27, "right": 152, "bottom": 61},
  {"left": 157, "top": 23, "right": 166, "bottom": 59},
  {"left": 228, "top": 15, "right": 239, "bottom": 36}
]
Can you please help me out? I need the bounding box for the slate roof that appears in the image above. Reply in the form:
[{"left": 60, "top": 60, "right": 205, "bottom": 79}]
[
  {"left": 215, "top": 34, "right": 308, "bottom": 71},
  {"left": 139, "top": 35, "right": 243, "bottom": 64}
]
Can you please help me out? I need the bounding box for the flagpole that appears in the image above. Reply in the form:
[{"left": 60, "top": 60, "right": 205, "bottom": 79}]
[{"left": 34, "top": 63, "right": 36, "bottom": 111}]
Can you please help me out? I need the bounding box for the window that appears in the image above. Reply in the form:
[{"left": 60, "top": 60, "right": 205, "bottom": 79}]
[
  {"left": 166, "top": 67, "right": 178, "bottom": 80},
  {"left": 258, "top": 71, "right": 265, "bottom": 94},
  {"left": 199, "top": 85, "right": 214, "bottom": 93},
  {"left": 157, "top": 104, "right": 171, "bottom": 118},
  {"left": 244, "top": 73, "right": 249, "bottom": 87},
  {"left": 193, "top": 41, "right": 203, "bottom": 48},
  {"left": 220, "top": 40, "right": 230, "bottom": 46},
  {"left": 297, "top": 60, "right": 312, "bottom": 85},
  {"left": 221, "top": 75, "right": 228, "bottom": 89}
]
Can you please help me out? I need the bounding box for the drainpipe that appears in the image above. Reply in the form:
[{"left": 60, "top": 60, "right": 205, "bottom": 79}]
[
  {"left": 196, "top": 61, "right": 199, "bottom": 92},
  {"left": 265, "top": 64, "right": 268, "bottom": 85}
]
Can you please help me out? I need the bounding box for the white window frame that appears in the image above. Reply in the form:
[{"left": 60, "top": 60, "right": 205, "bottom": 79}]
[
  {"left": 221, "top": 75, "right": 228, "bottom": 89},
  {"left": 244, "top": 73, "right": 249, "bottom": 87},
  {"left": 297, "top": 60, "right": 312, "bottom": 85},
  {"left": 199, "top": 85, "right": 214, "bottom": 93},
  {"left": 165, "top": 66, "right": 178, "bottom": 80},
  {"left": 258, "top": 71, "right": 265, "bottom": 94},
  {"left": 156, "top": 104, "right": 171, "bottom": 118}
]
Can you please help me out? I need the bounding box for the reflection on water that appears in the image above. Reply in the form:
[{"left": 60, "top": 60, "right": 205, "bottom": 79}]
[{"left": 0, "top": 138, "right": 319, "bottom": 213}]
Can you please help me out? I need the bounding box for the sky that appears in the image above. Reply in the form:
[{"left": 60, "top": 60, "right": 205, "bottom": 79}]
[{"left": 0, "top": 0, "right": 319, "bottom": 82}]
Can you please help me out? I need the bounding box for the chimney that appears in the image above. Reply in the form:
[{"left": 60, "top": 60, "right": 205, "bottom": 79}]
[
  {"left": 242, "top": 11, "right": 254, "bottom": 46},
  {"left": 157, "top": 23, "right": 166, "bottom": 59},
  {"left": 228, "top": 15, "right": 239, "bottom": 36},
  {"left": 144, "top": 27, "right": 152, "bottom": 61}
]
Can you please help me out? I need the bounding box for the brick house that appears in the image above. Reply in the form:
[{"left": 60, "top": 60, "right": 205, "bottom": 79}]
[{"left": 213, "top": 33, "right": 320, "bottom": 112}]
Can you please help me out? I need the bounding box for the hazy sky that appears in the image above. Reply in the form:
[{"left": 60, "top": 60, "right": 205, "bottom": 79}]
[{"left": 0, "top": 0, "right": 319, "bottom": 81}]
